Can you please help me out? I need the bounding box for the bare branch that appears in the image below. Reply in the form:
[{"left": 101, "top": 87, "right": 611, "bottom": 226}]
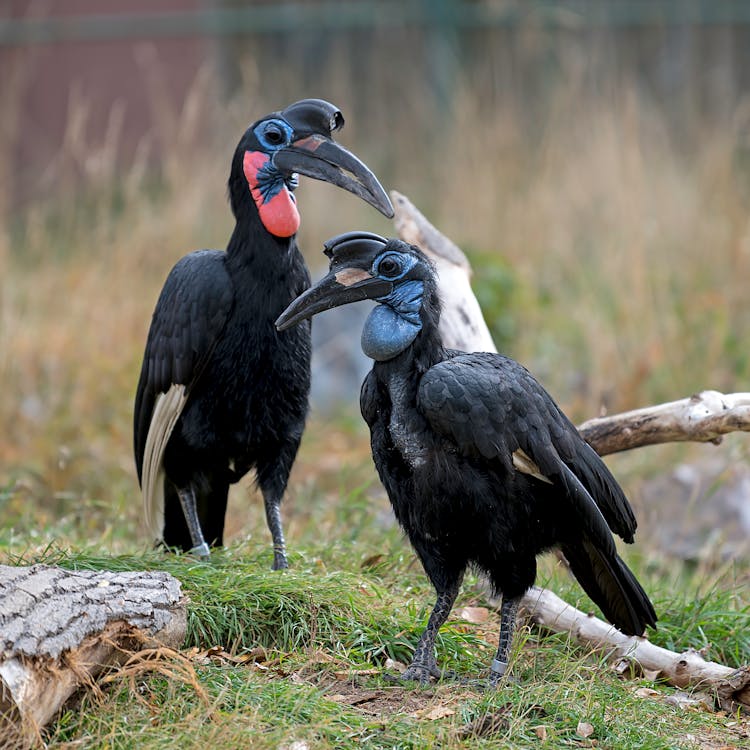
[
  {"left": 578, "top": 390, "right": 750, "bottom": 456},
  {"left": 391, "top": 190, "right": 750, "bottom": 455},
  {"left": 519, "top": 586, "right": 750, "bottom": 713}
]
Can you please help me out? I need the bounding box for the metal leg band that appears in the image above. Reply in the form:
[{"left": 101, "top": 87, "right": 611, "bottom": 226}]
[{"left": 490, "top": 659, "right": 508, "bottom": 677}]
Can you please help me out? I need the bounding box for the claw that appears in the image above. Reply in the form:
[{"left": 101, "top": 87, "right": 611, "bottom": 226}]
[
  {"left": 487, "top": 670, "right": 520, "bottom": 689},
  {"left": 386, "top": 660, "right": 442, "bottom": 685},
  {"left": 189, "top": 542, "right": 211, "bottom": 559}
]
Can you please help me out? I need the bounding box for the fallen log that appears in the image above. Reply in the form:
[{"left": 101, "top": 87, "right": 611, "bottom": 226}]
[
  {"left": 0, "top": 564, "right": 187, "bottom": 748},
  {"left": 518, "top": 586, "right": 750, "bottom": 713}
]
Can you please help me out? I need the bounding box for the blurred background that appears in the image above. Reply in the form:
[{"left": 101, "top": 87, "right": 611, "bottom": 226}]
[{"left": 1, "top": 0, "right": 750, "bottom": 562}]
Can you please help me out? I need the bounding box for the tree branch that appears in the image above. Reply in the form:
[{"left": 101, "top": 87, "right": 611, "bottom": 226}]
[
  {"left": 391, "top": 189, "right": 750, "bottom": 455},
  {"left": 578, "top": 390, "right": 750, "bottom": 456},
  {"left": 519, "top": 586, "right": 750, "bottom": 713}
]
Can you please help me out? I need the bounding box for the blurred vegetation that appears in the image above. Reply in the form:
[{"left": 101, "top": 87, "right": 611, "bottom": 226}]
[
  {"left": 2, "top": 30, "right": 750, "bottom": 547},
  {"left": 1, "top": 12, "right": 750, "bottom": 745}
]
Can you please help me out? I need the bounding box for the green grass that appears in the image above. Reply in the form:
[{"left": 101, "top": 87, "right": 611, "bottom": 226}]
[{"left": 2, "top": 528, "right": 749, "bottom": 749}]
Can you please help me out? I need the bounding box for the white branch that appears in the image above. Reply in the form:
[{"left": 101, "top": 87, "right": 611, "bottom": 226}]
[
  {"left": 391, "top": 189, "right": 750, "bottom": 456},
  {"left": 577, "top": 390, "right": 750, "bottom": 456},
  {"left": 520, "top": 586, "right": 750, "bottom": 712}
]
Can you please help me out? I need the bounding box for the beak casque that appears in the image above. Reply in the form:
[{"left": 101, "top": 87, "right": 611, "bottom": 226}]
[{"left": 272, "top": 136, "right": 394, "bottom": 218}]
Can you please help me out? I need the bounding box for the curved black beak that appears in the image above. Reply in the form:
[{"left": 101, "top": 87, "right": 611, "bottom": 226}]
[
  {"left": 276, "top": 269, "right": 393, "bottom": 331},
  {"left": 272, "top": 135, "right": 394, "bottom": 218}
]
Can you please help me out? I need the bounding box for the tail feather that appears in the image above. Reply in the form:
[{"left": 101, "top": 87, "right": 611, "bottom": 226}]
[
  {"left": 142, "top": 384, "right": 188, "bottom": 541},
  {"left": 561, "top": 539, "right": 657, "bottom": 636}
]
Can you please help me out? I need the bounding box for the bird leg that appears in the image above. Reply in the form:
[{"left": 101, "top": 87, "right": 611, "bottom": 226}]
[
  {"left": 263, "top": 494, "right": 288, "bottom": 570},
  {"left": 397, "top": 583, "right": 460, "bottom": 685},
  {"left": 489, "top": 596, "right": 520, "bottom": 686},
  {"left": 177, "top": 486, "right": 210, "bottom": 558}
]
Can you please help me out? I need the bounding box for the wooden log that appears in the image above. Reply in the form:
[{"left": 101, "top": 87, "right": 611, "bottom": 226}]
[
  {"left": 0, "top": 564, "right": 187, "bottom": 748},
  {"left": 391, "top": 190, "right": 497, "bottom": 354},
  {"left": 519, "top": 586, "right": 750, "bottom": 712}
]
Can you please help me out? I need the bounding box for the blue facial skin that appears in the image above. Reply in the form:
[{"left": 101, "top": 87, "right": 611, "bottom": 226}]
[
  {"left": 361, "top": 251, "right": 424, "bottom": 361},
  {"left": 252, "top": 118, "right": 298, "bottom": 203}
]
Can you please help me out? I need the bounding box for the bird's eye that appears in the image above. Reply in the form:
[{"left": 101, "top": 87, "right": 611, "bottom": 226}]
[
  {"left": 264, "top": 125, "right": 284, "bottom": 145},
  {"left": 377, "top": 256, "right": 402, "bottom": 278}
]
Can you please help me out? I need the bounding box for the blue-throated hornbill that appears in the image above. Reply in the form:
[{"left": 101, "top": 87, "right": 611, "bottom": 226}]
[
  {"left": 133, "top": 100, "right": 393, "bottom": 569},
  {"left": 277, "top": 232, "right": 657, "bottom": 684}
]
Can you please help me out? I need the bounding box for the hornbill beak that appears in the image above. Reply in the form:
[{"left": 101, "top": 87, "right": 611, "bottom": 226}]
[
  {"left": 276, "top": 267, "right": 392, "bottom": 331},
  {"left": 272, "top": 136, "right": 394, "bottom": 218}
]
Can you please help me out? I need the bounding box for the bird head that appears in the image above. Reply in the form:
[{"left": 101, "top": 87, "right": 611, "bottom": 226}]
[
  {"left": 229, "top": 99, "right": 393, "bottom": 238},
  {"left": 276, "top": 232, "right": 437, "bottom": 360}
]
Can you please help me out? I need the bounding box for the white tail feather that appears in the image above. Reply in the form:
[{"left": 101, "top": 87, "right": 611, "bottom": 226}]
[{"left": 142, "top": 384, "right": 188, "bottom": 540}]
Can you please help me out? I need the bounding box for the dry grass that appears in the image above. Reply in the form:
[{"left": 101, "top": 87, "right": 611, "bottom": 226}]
[{"left": 1, "top": 45, "right": 750, "bottom": 549}]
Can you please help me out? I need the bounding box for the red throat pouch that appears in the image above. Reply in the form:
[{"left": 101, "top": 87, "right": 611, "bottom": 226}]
[{"left": 243, "top": 151, "right": 300, "bottom": 238}]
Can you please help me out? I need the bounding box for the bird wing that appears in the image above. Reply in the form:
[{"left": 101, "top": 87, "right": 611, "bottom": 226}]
[
  {"left": 133, "top": 250, "right": 234, "bottom": 537},
  {"left": 417, "top": 352, "right": 636, "bottom": 547}
]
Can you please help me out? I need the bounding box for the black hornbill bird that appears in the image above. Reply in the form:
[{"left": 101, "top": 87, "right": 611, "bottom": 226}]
[
  {"left": 277, "top": 232, "right": 657, "bottom": 684},
  {"left": 133, "top": 100, "right": 393, "bottom": 569}
]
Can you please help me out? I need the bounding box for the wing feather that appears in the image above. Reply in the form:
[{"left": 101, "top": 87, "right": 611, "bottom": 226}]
[
  {"left": 133, "top": 250, "right": 234, "bottom": 536},
  {"left": 142, "top": 384, "right": 188, "bottom": 539},
  {"left": 417, "top": 352, "right": 636, "bottom": 544}
]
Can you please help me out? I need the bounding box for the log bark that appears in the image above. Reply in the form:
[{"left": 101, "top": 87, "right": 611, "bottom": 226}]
[
  {"left": 391, "top": 190, "right": 497, "bottom": 354},
  {"left": 0, "top": 564, "right": 187, "bottom": 749},
  {"left": 519, "top": 586, "right": 750, "bottom": 713}
]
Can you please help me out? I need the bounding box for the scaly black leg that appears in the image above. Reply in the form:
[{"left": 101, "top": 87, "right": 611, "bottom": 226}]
[
  {"left": 177, "top": 486, "right": 210, "bottom": 558},
  {"left": 263, "top": 492, "right": 288, "bottom": 570},
  {"left": 397, "top": 580, "right": 461, "bottom": 685},
  {"left": 489, "top": 596, "right": 520, "bottom": 686}
]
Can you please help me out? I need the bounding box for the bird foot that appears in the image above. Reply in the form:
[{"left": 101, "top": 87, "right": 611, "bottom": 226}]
[
  {"left": 272, "top": 553, "right": 289, "bottom": 570},
  {"left": 189, "top": 542, "right": 211, "bottom": 559},
  {"left": 385, "top": 660, "right": 442, "bottom": 686},
  {"left": 487, "top": 662, "right": 519, "bottom": 689}
]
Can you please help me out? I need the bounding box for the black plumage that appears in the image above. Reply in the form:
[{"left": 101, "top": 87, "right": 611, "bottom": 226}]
[
  {"left": 134, "top": 101, "right": 393, "bottom": 568},
  {"left": 277, "top": 232, "right": 656, "bottom": 683}
]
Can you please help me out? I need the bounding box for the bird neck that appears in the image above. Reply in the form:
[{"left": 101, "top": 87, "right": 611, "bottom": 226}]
[
  {"left": 365, "top": 283, "right": 445, "bottom": 373},
  {"left": 225, "top": 215, "right": 306, "bottom": 303},
  {"left": 229, "top": 148, "right": 300, "bottom": 239}
]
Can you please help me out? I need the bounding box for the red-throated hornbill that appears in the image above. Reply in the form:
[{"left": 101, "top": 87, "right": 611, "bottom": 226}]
[
  {"left": 277, "top": 233, "right": 656, "bottom": 684},
  {"left": 133, "top": 100, "right": 393, "bottom": 569}
]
